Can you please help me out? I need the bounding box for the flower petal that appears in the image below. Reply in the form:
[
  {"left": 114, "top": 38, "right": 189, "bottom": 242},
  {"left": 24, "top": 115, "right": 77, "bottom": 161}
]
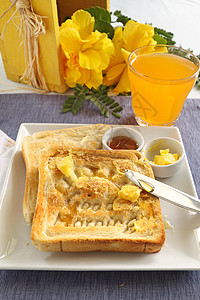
[
  {"left": 103, "top": 72, "right": 121, "bottom": 87},
  {"left": 121, "top": 48, "right": 131, "bottom": 63},
  {"left": 77, "top": 68, "right": 90, "bottom": 85},
  {"left": 60, "top": 27, "right": 82, "bottom": 54},
  {"left": 72, "top": 10, "right": 94, "bottom": 39},
  {"left": 113, "top": 67, "right": 131, "bottom": 94},
  {"left": 123, "top": 20, "right": 156, "bottom": 52},
  {"left": 80, "top": 32, "right": 100, "bottom": 52},
  {"left": 105, "top": 27, "right": 124, "bottom": 69},
  {"left": 79, "top": 49, "right": 101, "bottom": 70},
  {"left": 60, "top": 19, "right": 78, "bottom": 31},
  {"left": 85, "top": 70, "right": 103, "bottom": 89},
  {"left": 106, "top": 63, "right": 126, "bottom": 81},
  {"left": 64, "top": 67, "right": 81, "bottom": 88},
  {"left": 97, "top": 51, "right": 110, "bottom": 71}
]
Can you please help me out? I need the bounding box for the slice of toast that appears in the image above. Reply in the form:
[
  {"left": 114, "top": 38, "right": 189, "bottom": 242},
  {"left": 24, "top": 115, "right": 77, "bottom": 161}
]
[
  {"left": 31, "top": 147, "right": 165, "bottom": 253},
  {"left": 22, "top": 124, "right": 111, "bottom": 225}
]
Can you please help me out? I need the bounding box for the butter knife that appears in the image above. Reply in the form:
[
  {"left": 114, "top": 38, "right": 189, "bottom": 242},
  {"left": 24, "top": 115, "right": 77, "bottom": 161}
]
[{"left": 125, "top": 169, "right": 200, "bottom": 213}]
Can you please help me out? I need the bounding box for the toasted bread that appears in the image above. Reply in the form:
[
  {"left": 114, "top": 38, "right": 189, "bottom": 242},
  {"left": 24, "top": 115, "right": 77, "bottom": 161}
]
[
  {"left": 31, "top": 147, "right": 165, "bottom": 253},
  {"left": 22, "top": 124, "right": 111, "bottom": 225}
]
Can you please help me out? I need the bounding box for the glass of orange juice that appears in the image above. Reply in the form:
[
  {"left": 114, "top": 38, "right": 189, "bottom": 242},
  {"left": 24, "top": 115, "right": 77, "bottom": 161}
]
[{"left": 128, "top": 45, "right": 199, "bottom": 126}]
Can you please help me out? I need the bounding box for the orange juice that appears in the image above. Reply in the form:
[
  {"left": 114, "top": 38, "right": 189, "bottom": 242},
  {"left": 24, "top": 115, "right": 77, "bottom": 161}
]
[{"left": 128, "top": 50, "right": 199, "bottom": 126}]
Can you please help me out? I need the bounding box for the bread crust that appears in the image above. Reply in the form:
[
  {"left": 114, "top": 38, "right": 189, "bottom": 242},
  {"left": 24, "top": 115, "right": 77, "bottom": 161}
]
[
  {"left": 22, "top": 124, "right": 111, "bottom": 225},
  {"left": 31, "top": 147, "right": 165, "bottom": 253}
]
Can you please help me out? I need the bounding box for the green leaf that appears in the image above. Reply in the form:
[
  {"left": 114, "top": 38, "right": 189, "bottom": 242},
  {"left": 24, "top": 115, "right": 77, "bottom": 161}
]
[
  {"left": 74, "top": 87, "right": 82, "bottom": 92},
  {"left": 153, "top": 33, "right": 167, "bottom": 45},
  {"left": 195, "top": 75, "right": 200, "bottom": 88},
  {"left": 72, "top": 108, "right": 78, "bottom": 115},
  {"left": 67, "top": 95, "right": 76, "bottom": 100},
  {"left": 65, "top": 99, "right": 75, "bottom": 104},
  {"left": 113, "top": 10, "right": 131, "bottom": 26},
  {"left": 63, "top": 103, "right": 73, "bottom": 108},
  {"left": 113, "top": 106, "right": 123, "bottom": 113},
  {"left": 62, "top": 84, "right": 122, "bottom": 119},
  {"left": 106, "top": 98, "right": 115, "bottom": 106},
  {"left": 85, "top": 95, "right": 92, "bottom": 100},
  {"left": 102, "top": 96, "right": 111, "bottom": 103},
  {"left": 85, "top": 6, "right": 111, "bottom": 23},
  {"left": 74, "top": 91, "right": 80, "bottom": 96},
  {"left": 79, "top": 94, "right": 85, "bottom": 100},
  {"left": 94, "top": 19, "right": 114, "bottom": 39},
  {"left": 105, "top": 109, "right": 110, "bottom": 118},
  {"left": 76, "top": 83, "right": 83, "bottom": 90},
  {"left": 112, "top": 111, "right": 121, "bottom": 118},
  {"left": 98, "top": 85, "right": 109, "bottom": 91},
  {"left": 62, "top": 108, "right": 72, "bottom": 113},
  {"left": 99, "top": 95, "right": 107, "bottom": 101},
  {"left": 97, "top": 84, "right": 103, "bottom": 90},
  {"left": 74, "top": 101, "right": 83, "bottom": 108},
  {"left": 109, "top": 102, "right": 119, "bottom": 109},
  {"left": 154, "top": 27, "right": 175, "bottom": 45},
  {"left": 101, "top": 105, "right": 106, "bottom": 115},
  {"left": 94, "top": 91, "right": 103, "bottom": 97}
]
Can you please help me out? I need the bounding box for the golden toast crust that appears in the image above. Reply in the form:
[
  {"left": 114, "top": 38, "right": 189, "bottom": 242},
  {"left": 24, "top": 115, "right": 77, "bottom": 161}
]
[
  {"left": 31, "top": 147, "right": 165, "bottom": 253},
  {"left": 22, "top": 124, "right": 111, "bottom": 225}
]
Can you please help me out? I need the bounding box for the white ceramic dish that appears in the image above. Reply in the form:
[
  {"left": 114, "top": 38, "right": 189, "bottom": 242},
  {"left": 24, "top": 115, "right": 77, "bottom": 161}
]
[
  {"left": 102, "top": 126, "right": 144, "bottom": 151},
  {"left": 0, "top": 123, "right": 199, "bottom": 271},
  {"left": 142, "top": 137, "right": 185, "bottom": 178}
]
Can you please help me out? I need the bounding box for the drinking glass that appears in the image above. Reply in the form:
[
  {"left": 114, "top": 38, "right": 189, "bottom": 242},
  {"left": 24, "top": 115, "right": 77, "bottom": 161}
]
[{"left": 128, "top": 45, "right": 200, "bottom": 126}]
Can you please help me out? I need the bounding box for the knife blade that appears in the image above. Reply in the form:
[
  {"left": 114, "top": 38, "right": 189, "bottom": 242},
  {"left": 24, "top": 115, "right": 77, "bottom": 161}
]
[{"left": 125, "top": 169, "right": 200, "bottom": 213}]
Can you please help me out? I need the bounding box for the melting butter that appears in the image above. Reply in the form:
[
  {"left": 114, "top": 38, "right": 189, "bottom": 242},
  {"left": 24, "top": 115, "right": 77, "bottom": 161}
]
[
  {"left": 118, "top": 185, "right": 141, "bottom": 203},
  {"left": 162, "top": 214, "right": 175, "bottom": 232},
  {"left": 57, "top": 155, "right": 77, "bottom": 181},
  {"left": 138, "top": 180, "right": 154, "bottom": 193}
]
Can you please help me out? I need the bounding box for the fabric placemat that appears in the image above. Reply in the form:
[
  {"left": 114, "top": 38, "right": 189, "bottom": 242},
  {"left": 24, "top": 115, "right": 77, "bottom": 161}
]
[{"left": 0, "top": 94, "right": 200, "bottom": 300}]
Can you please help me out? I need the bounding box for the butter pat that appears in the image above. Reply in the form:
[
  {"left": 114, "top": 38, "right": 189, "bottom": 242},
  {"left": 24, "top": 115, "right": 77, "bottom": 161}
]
[
  {"left": 57, "top": 155, "right": 74, "bottom": 177},
  {"left": 152, "top": 149, "right": 180, "bottom": 165},
  {"left": 134, "top": 217, "right": 156, "bottom": 232},
  {"left": 118, "top": 185, "right": 141, "bottom": 203},
  {"left": 57, "top": 155, "right": 78, "bottom": 183}
]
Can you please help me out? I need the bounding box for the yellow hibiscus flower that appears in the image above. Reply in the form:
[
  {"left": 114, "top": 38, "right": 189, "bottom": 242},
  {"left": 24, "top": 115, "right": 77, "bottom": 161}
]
[
  {"left": 103, "top": 20, "right": 156, "bottom": 94},
  {"left": 60, "top": 10, "right": 114, "bottom": 89}
]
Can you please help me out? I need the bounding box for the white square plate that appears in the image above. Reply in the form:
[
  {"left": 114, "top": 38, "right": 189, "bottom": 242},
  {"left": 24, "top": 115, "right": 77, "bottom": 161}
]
[{"left": 0, "top": 123, "right": 200, "bottom": 271}]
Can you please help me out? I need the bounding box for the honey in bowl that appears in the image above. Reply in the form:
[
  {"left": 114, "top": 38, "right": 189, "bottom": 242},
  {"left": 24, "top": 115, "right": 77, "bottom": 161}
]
[{"left": 107, "top": 136, "right": 139, "bottom": 150}]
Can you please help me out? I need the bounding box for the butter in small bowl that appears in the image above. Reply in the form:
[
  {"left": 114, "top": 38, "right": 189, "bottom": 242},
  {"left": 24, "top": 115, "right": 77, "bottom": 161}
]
[
  {"left": 142, "top": 137, "right": 185, "bottom": 178},
  {"left": 150, "top": 149, "right": 180, "bottom": 165}
]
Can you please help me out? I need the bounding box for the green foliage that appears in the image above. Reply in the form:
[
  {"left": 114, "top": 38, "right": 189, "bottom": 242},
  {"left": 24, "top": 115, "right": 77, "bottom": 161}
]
[
  {"left": 62, "top": 84, "right": 123, "bottom": 118},
  {"left": 195, "top": 55, "right": 200, "bottom": 88},
  {"left": 154, "top": 27, "right": 175, "bottom": 45},
  {"left": 153, "top": 33, "right": 167, "bottom": 45},
  {"left": 113, "top": 10, "right": 131, "bottom": 26},
  {"left": 94, "top": 19, "right": 114, "bottom": 39},
  {"left": 85, "top": 6, "right": 114, "bottom": 39},
  {"left": 85, "top": 6, "right": 111, "bottom": 22}
]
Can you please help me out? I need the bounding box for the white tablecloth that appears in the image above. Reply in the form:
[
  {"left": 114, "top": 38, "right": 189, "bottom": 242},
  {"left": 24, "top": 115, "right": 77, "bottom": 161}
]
[{"left": 0, "top": 131, "right": 15, "bottom": 199}]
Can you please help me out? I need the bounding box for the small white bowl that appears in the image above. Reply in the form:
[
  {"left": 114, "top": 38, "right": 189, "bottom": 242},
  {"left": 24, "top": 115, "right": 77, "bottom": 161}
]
[
  {"left": 102, "top": 127, "right": 144, "bottom": 151},
  {"left": 142, "top": 137, "right": 185, "bottom": 178}
]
